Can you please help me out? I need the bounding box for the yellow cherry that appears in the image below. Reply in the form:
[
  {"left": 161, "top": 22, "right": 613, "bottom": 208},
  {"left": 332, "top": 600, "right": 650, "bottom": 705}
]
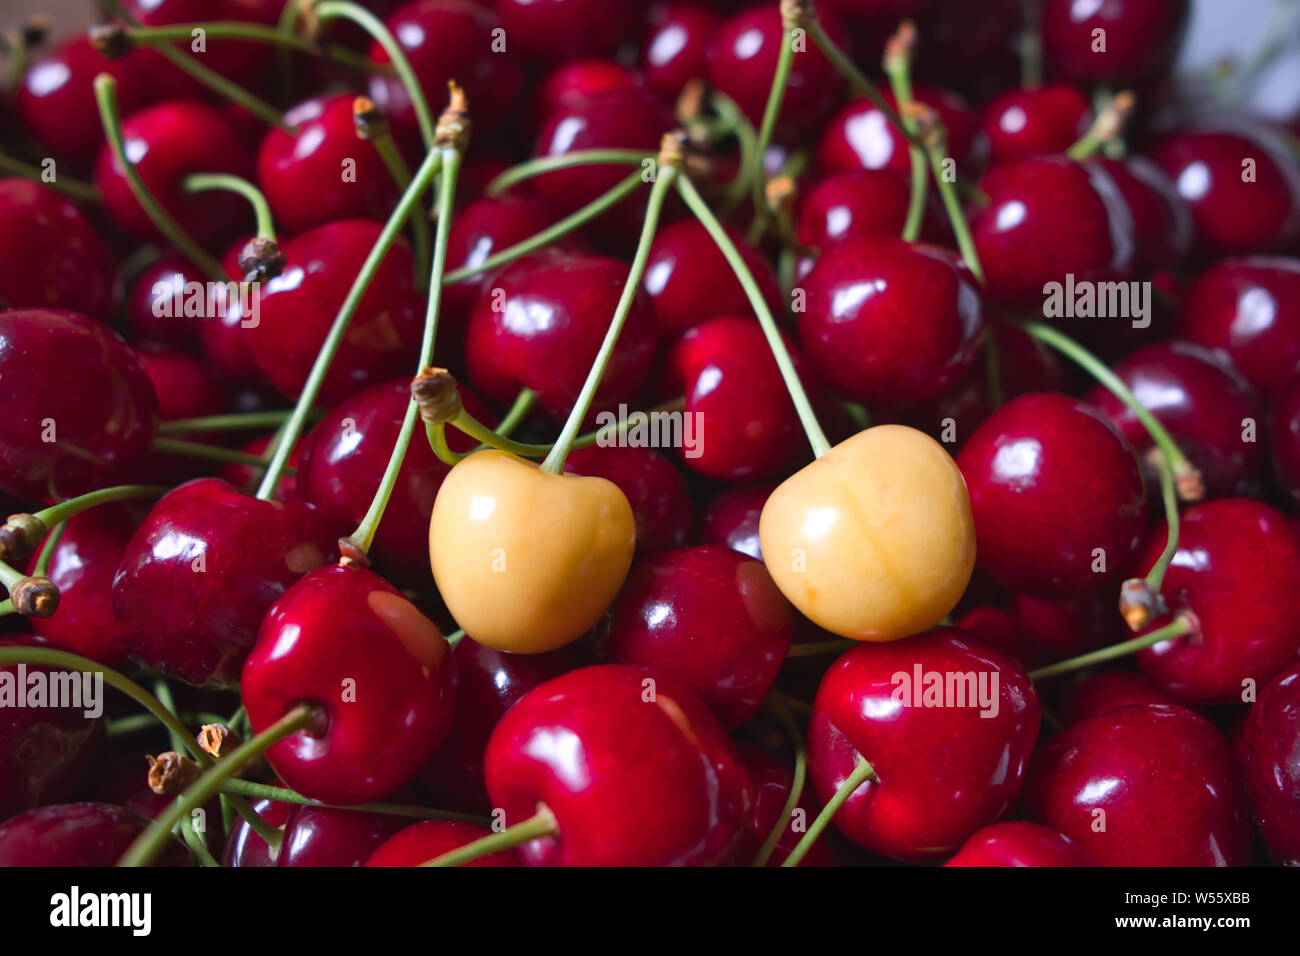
[
  {"left": 429, "top": 449, "right": 636, "bottom": 653},
  {"left": 758, "top": 424, "right": 974, "bottom": 642}
]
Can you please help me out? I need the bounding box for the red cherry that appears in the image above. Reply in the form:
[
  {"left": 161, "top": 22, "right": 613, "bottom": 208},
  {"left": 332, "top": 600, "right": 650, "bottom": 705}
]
[
  {"left": 1060, "top": 669, "right": 1175, "bottom": 725},
  {"left": 979, "top": 84, "right": 1091, "bottom": 164},
  {"left": 1041, "top": 0, "right": 1190, "bottom": 88},
  {"left": 1011, "top": 590, "right": 1126, "bottom": 668},
  {"left": 944, "top": 821, "right": 1088, "bottom": 866},
  {"left": 125, "top": 0, "right": 274, "bottom": 91},
  {"left": 563, "top": 445, "right": 695, "bottom": 556},
  {"left": 795, "top": 169, "right": 912, "bottom": 252},
  {"left": 642, "top": 2, "right": 722, "bottom": 101},
  {"left": 1238, "top": 662, "right": 1300, "bottom": 865},
  {"left": 807, "top": 630, "right": 1041, "bottom": 861},
  {"left": 0, "top": 802, "right": 190, "bottom": 866},
  {"left": 1271, "top": 367, "right": 1300, "bottom": 504},
  {"left": 366, "top": 820, "right": 522, "bottom": 866},
  {"left": 732, "top": 742, "right": 835, "bottom": 867},
  {"left": 241, "top": 564, "right": 456, "bottom": 805},
  {"left": 123, "top": 255, "right": 207, "bottom": 349},
  {"left": 1024, "top": 703, "right": 1253, "bottom": 866},
  {"left": 1089, "top": 155, "right": 1192, "bottom": 274},
  {"left": 818, "top": 86, "right": 979, "bottom": 178},
  {"left": 220, "top": 796, "right": 291, "bottom": 867},
  {"left": 484, "top": 664, "right": 753, "bottom": 866},
  {"left": 701, "top": 482, "right": 774, "bottom": 560},
  {"left": 496, "top": 0, "right": 639, "bottom": 64},
  {"left": 217, "top": 433, "right": 302, "bottom": 501},
  {"left": 276, "top": 804, "right": 408, "bottom": 867},
  {"left": 531, "top": 59, "right": 643, "bottom": 125}
]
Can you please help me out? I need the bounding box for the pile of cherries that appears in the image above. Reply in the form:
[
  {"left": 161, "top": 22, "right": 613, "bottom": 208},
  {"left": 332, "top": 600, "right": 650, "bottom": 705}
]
[{"left": 1, "top": 0, "right": 1299, "bottom": 869}]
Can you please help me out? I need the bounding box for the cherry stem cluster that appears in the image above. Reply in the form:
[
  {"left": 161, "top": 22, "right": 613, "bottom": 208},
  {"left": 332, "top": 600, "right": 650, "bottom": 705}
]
[
  {"left": 1027, "top": 614, "right": 1193, "bottom": 681},
  {"left": 751, "top": 701, "right": 807, "bottom": 867},
  {"left": 183, "top": 173, "right": 277, "bottom": 242},
  {"left": 420, "top": 807, "right": 559, "bottom": 866}
]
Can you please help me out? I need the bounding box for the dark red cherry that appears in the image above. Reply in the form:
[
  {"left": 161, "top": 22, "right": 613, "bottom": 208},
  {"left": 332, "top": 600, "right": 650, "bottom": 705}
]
[
  {"left": 701, "top": 483, "right": 774, "bottom": 560},
  {"left": 1132, "top": 499, "right": 1300, "bottom": 706},
  {"left": 218, "top": 433, "right": 302, "bottom": 501},
  {"left": 1085, "top": 341, "right": 1265, "bottom": 499},
  {"left": 731, "top": 742, "right": 835, "bottom": 867},
  {"left": 1011, "top": 590, "right": 1126, "bottom": 668},
  {"left": 1041, "top": 0, "right": 1190, "bottom": 88},
  {"left": 276, "top": 804, "right": 408, "bottom": 867},
  {"left": 642, "top": 2, "right": 722, "bottom": 101},
  {"left": 597, "top": 545, "right": 792, "bottom": 729},
  {"left": 220, "top": 796, "right": 291, "bottom": 867},
  {"left": 1089, "top": 155, "right": 1192, "bottom": 274},
  {"left": 818, "top": 86, "right": 979, "bottom": 178},
  {"left": 1271, "top": 367, "right": 1300, "bottom": 504},
  {"left": 564, "top": 445, "right": 695, "bottom": 556},
  {"left": 531, "top": 59, "right": 643, "bottom": 124},
  {"left": 245, "top": 220, "right": 424, "bottom": 404},
  {"left": 136, "top": 342, "right": 233, "bottom": 484},
  {"left": 123, "top": 255, "right": 208, "bottom": 349},
  {"left": 497, "top": 0, "right": 638, "bottom": 63},
  {"left": 944, "top": 821, "right": 1087, "bottom": 866},
  {"left": 0, "top": 802, "right": 190, "bottom": 866},
  {"left": 807, "top": 630, "right": 1040, "bottom": 861},
  {"left": 1178, "top": 256, "right": 1300, "bottom": 397},
  {"left": 956, "top": 393, "right": 1147, "bottom": 597},
  {"left": 795, "top": 169, "right": 912, "bottom": 252},
  {"left": 112, "top": 478, "right": 337, "bottom": 687},
  {"left": 0, "top": 180, "right": 118, "bottom": 322},
  {"left": 484, "top": 664, "right": 753, "bottom": 866},
  {"left": 799, "top": 237, "right": 983, "bottom": 407},
  {"left": 465, "top": 251, "right": 658, "bottom": 421},
  {"left": 366, "top": 820, "right": 521, "bottom": 866},
  {"left": 1060, "top": 669, "right": 1174, "bottom": 725},
  {"left": 1238, "top": 662, "right": 1300, "bottom": 865},
  {"left": 125, "top": 0, "right": 274, "bottom": 91},
  {"left": 242, "top": 564, "right": 456, "bottom": 805},
  {"left": 979, "top": 84, "right": 1091, "bottom": 164},
  {"left": 1025, "top": 703, "right": 1252, "bottom": 866},
  {"left": 95, "top": 100, "right": 254, "bottom": 244},
  {"left": 0, "top": 309, "right": 158, "bottom": 505}
]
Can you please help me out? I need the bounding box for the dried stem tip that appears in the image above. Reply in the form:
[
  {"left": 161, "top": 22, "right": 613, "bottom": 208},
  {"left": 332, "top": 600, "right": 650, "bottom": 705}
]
[
  {"left": 10, "top": 576, "right": 58, "bottom": 618},
  {"left": 412, "top": 367, "right": 463, "bottom": 425},
  {"left": 0, "top": 513, "right": 47, "bottom": 564},
  {"left": 765, "top": 175, "right": 796, "bottom": 217},
  {"left": 1091, "top": 90, "right": 1136, "bottom": 145},
  {"left": 884, "top": 19, "right": 918, "bottom": 71},
  {"left": 146, "top": 751, "right": 202, "bottom": 796},
  {"left": 905, "top": 102, "right": 946, "bottom": 150},
  {"left": 22, "top": 15, "right": 52, "bottom": 47},
  {"left": 780, "top": 0, "right": 814, "bottom": 31},
  {"left": 337, "top": 538, "right": 371, "bottom": 570},
  {"left": 658, "top": 130, "right": 688, "bottom": 169},
  {"left": 1118, "top": 578, "right": 1167, "bottom": 632},
  {"left": 1174, "top": 461, "right": 1205, "bottom": 503},
  {"left": 434, "top": 81, "right": 472, "bottom": 151},
  {"left": 197, "top": 723, "right": 239, "bottom": 760},
  {"left": 237, "top": 237, "right": 287, "bottom": 283},
  {"left": 352, "top": 96, "right": 389, "bottom": 140},
  {"left": 87, "top": 22, "right": 133, "bottom": 59}
]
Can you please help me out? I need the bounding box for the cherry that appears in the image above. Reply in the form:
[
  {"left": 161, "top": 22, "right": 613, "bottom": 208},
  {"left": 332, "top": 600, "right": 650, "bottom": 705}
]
[
  {"left": 799, "top": 237, "right": 983, "bottom": 407},
  {"left": 807, "top": 630, "right": 1040, "bottom": 861},
  {"left": 642, "top": 2, "right": 722, "bottom": 101},
  {"left": 1148, "top": 128, "right": 1300, "bottom": 258},
  {"left": 0, "top": 802, "right": 190, "bottom": 866},
  {"left": 0, "top": 179, "right": 119, "bottom": 322},
  {"left": 465, "top": 250, "right": 658, "bottom": 421},
  {"left": 531, "top": 59, "right": 643, "bottom": 125},
  {"left": 1085, "top": 341, "right": 1265, "bottom": 499},
  {"left": 1271, "top": 367, "right": 1300, "bottom": 504},
  {"left": 956, "top": 392, "right": 1147, "bottom": 597},
  {"left": 563, "top": 445, "right": 695, "bottom": 557},
  {"left": 218, "top": 434, "right": 302, "bottom": 501},
  {"left": 1177, "top": 256, "right": 1300, "bottom": 397},
  {"left": 0, "top": 309, "right": 158, "bottom": 505},
  {"left": 483, "top": 664, "right": 753, "bottom": 866},
  {"left": 112, "top": 478, "right": 338, "bottom": 687},
  {"left": 597, "top": 545, "right": 792, "bottom": 729},
  {"left": 1238, "top": 661, "right": 1300, "bottom": 865},
  {"left": 242, "top": 564, "right": 456, "bottom": 805},
  {"left": 970, "top": 155, "right": 1136, "bottom": 309},
  {"left": 1011, "top": 590, "right": 1126, "bottom": 668},
  {"left": 1060, "top": 669, "right": 1174, "bottom": 725},
  {"left": 979, "top": 84, "right": 1091, "bottom": 164},
  {"left": 795, "top": 169, "right": 912, "bottom": 252},
  {"left": 123, "top": 254, "right": 207, "bottom": 349},
  {"left": 1040, "top": 0, "right": 1191, "bottom": 88},
  {"left": 1089, "top": 155, "right": 1192, "bottom": 274},
  {"left": 276, "top": 804, "right": 408, "bottom": 867},
  {"left": 366, "top": 820, "right": 521, "bottom": 866},
  {"left": 125, "top": 0, "right": 274, "bottom": 91},
  {"left": 701, "top": 483, "right": 774, "bottom": 560},
  {"left": 496, "top": 0, "right": 639, "bottom": 64},
  {"left": 943, "top": 822, "right": 1088, "bottom": 867},
  {"left": 95, "top": 99, "right": 254, "bottom": 244},
  {"left": 1132, "top": 499, "right": 1300, "bottom": 706},
  {"left": 1024, "top": 703, "right": 1253, "bottom": 866},
  {"left": 818, "top": 86, "right": 980, "bottom": 178},
  {"left": 732, "top": 742, "right": 835, "bottom": 867},
  {"left": 220, "top": 796, "right": 291, "bottom": 867},
  {"left": 137, "top": 341, "right": 233, "bottom": 484},
  {"left": 245, "top": 220, "right": 424, "bottom": 404}
]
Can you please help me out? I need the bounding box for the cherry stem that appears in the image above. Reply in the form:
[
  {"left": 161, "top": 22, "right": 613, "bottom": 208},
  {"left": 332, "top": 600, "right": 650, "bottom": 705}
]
[
  {"left": 180, "top": 817, "right": 219, "bottom": 866},
  {"left": 492, "top": 389, "right": 536, "bottom": 439},
  {"left": 93, "top": 73, "right": 227, "bottom": 281},
  {"left": 1066, "top": 90, "right": 1135, "bottom": 161},
  {"left": 31, "top": 484, "right": 167, "bottom": 530},
  {"left": 106, "top": 711, "right": 225, "bottom": 737},
  {"left": 256, "top": 147, "right": 444, "bottom": 501},
  {"left": 883, "top": 23, "right": 928, "bottom": 244},
  {"left": 150, "top": 677, "right": 189, "bottom": 755},
  {"left": 1027, "top": 614, "right": 1194, "bottom": 681},
  {"left": 119, "top": 704, "right": 318, "bottom": 867},
  {"left": 1019, "top": 0, "right": 1043, "bottom": 89},
  {"left": 30, "top": 522, "right": 65, "bottom": 578},
  {"left": 159, "top": 410, "right": 310, "bottom": 433},
  {"left": 787, "top": 638, "right": 858, "bottom": 658},
  {"left": 368, "top": 123, "right": 432, "bottom": 290},
  {"left": 923, "top": 124, "right": 984, "bottom": 283},
  {"left": 220, "top": 779, "right": 489, "bottom": 825},
  {"left": 419, "top": 806, "right": 559, "bottom": 867},
  {"left": 123, "top": 21, "right": 383, "bottom": 73},
  {"left": 153, "top": 436, "right": 282, "bottom": 471},
  {"left": 781, "top": 756, "right": 877, "bottom": 867},
  {"left": 1143, "top": 451, "right": 1181, "bottom": 596},
  {"left": 449, "top": 408, "right": 548, "bottom": 458},
  {"left": 748, "top": 13, "right": 797, "bottom": 241},
  {"left": 677, "top": 172, "right": 832, "bottom": 458},
  {"left": 444, "top": 172, "right": 645, "bottom": 284},
  {"left": 0, "top": 558, "right": 29, "bottom": 593},
  {"left": 752, "top": 701, "right": 807, "bottom": 867},
  {"left": 539, "top": 163, "right": 680, "bottom": 475},
  {"left": 487, "top": 150, "right": 651, "bottom": 196},
  {"left": 806, "top": 16, "right": 921, "bottom": 151},
  {"left": 710, "top": 89, "right": 759, "bottom": 212},
  {"left": 183, "top": 172, "right": 277, "bottom": 241},
  {"left": 0, "top": 152, "right": 101, "bottom": 203}
]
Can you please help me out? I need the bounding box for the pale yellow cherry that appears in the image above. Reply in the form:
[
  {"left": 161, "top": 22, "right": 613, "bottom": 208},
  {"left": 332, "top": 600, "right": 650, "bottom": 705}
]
[
  {"left": 429, "top": 448, "right": 636, "bottom": 653},
  {"left": 758, "top": 424, "right": 975, "bottom": 642}
]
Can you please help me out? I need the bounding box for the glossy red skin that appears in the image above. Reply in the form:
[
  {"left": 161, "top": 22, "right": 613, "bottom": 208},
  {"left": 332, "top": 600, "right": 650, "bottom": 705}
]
[
  {"left": 1133, "top": 499, "right": 1300, "bottom": 706},
  {"left": 1025, "top": 703, "right": 1252, "bottom": 866},
  {"left": 800, "top": 238, "right": 983, "bottom": 406},
  {"left": 218, "top": 434, "right": 301, "bottom": 501},
  {"left": 368, "top": 0, "right": 522, "bottom": 140},
  {"left": 701, "top": 483, "right": 773, "bottom": 561},
  {"left": 1178, "top": 256, "right": 1300, "bottom": 397},
  {"left": 124, "top": 255, "right": 207, "bottom": 349},
  {"left": 1238, "top": 662, "right": 1300, "bottom": 865},
  {"left": 642, "top": 219, "right": 783, "bottom": 338},
  {"left": 1060, "top": 669, "right": 1174, "bottom": 726},
  {"left": 795, "top": 169, "right": 911, "bottom": 252},
  {"left": 818, "top": 86, "right": 979, "bottom": 178},
  {"left": 1272, "top": 368, "right": 1300, "bottom": 504},
  {"left": 642, "top": 2, "right": 722, "bottom": 100},
  {"left": 979, "top": 84, "right": 1091, "bottom": 164},
  {"left": 564, "top": 445, "right": 695, "bottom": 557},
  {"left": 484, "top": 664, "right": 753, "bottom": 866},
  {"left": 242, "top": 565, "right": 457, "bottom": 805},
  {"left": 944, "top": 821, "right": 1088, "bottom": 866},
  {"left": 1090, "top": 156, "right": 1192, "bottom": 274},
  {"left": 420, "top": 637, "right": 589, "bottom": 814},
  {"left": 705, "top": 4, "right": 845, "bottom": 138},
  {"left": 126, "top": 0, "right": 273, "bottom": 89},
  {"left": 465, "top": 251, "right": 658, "bottom": 420},
  {"left": 808, "top": 630, "right": 1041, "bottom": 861},
  {"left": 367, "top": 820, "right": 521, "bottom": 866},
  {"left": 731, "top": 743, "right": 835, "bottom": 867},
  {"left": 137, "top": 341, "right": 234, "bottom": 485},
  {"left": 112, "top": 478, "right": 337, "bottom": 687},
  {"left": 1041, "top": 0, "right": 1189, "bottom": 87},
  {"left": 1011, "top": 590, "right": 1125, "bottom": 669},
  {"left": 0, "top": 635, "right": 101, "bottom": 821},
  {"left": 0, "top": 309, "right": 158, "bottom": 505},
  {"left": 246, "top": 221, "right": 424, "bottom": 404},
  {"left": 0, "top": 803, "right": 190, "bottom": 866},
  {"left": 221, "top": 796, "right": 291, "bottom": 866},
  {"left": 497, "top": 0, "right": 638, "bottom": 63},
  {"left": 598, "top": 546, "right": 792, "bottom": 729},
  {"left": 1149, "top": 129, "right": 1300, "bottom": 258},
  {"left": 0, "top": 180, "right": 118, "bottom": 322},
  {"left": 971, "top": 156, "right": 1135, "bottom": 309},
  {"left": 276, "top": 804, "right": 408, "bottom": 867},
  {"left": 95, "top": 100, "right": 254, "bottom": 244},
  {"left": 957, "top": 392, "right": 1147, "bottom": 597},
  {"left": 531, "top": 59, "right": 643, "bottom": 124},
  {"left": 1086, "top": 341, "right": 1265, "bottom": 499}
]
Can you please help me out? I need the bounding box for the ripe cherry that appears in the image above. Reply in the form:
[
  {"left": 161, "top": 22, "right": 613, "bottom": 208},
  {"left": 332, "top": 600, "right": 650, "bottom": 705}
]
[
  {"left": 701, "top": 483, "right": 774, "bottom": 560},
  {"left": 732, "top": 742, "right": 835, "bottom": 867},
  {"left": 563, "top": 445, "right": 695, "bottom": 557},
  {"left": 642, "top": 2, "right": 722, "bottom": 101},
  {"left": 530, "top": 59, "right": 643, "bottom": 125},
  {"left": 276, "top": 804, "right": 408, "bottom": 867},
  {"left": 1089, "top": 155, "right": 1192, "bottom": 274},
  {"left": 979, "top": 83, "right": 1091, "bottom": 163},
  {"left": 0, "top": 802, "right": 190, "bottom": 866},
  {"left": 1238, "top": 662, "right": 1300, "bottom": 865},
  {"left": 1060, "top": 669, "right": 1174, "bottom": 725},
  {"left": 795, "top": 169, "right": 913, "bottom": 252},
  {"left": 1040, "top": 0, "right": 1190, "bottom": 88},
  {"left": 218, "top": 434, "right": 302, "bottom": 501},
  {"left": 497, "top": 0, "right": 638, "bottom": 64},
  {"left": 818, "top": 86, "right": 980, "bottom": 178},
  {"left": 943, "top": 822, "right": 1088, "bottom": 866},
  {"left": 366, "top": 820, "right": 521, "bottom": 866},
  {"left": 123, "top": 255, "right": 208, "bottom": 350},
  {"left": 221, "top": 796, "right": 290, "bottom": 866},
  {"left": 1010, "top": 590, "right": 1126, "bottom": 668},
  {"left": 1271, "top": 368, "right": 1300, "bottom": 504}
]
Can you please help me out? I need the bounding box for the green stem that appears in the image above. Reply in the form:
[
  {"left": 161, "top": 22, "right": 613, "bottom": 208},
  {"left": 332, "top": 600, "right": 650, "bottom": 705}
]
[
  {"left": 426, "top": 422, "right": 468, "bottom": 467},
  {"left": 107, "top": 711, "right": 226, "bottom": 737},
  {"left": 1019, "top": 0, "right": 1043, "bottom": 89},
  {"left": 0, "top": 152, "right": 101, "bottom": 203},
  {"left": 31, "top": 522, "right": 65, "bottom": 578},
  {"left": 420, "top": 808, "right": 558, "bottom": 866},
  {"left": 221, "top": 779, "right": 488, "bottom": 824},
  {"left": 748, "top": 20, "right": 797, "bottom": 240},
  {"left": 180, "top": 816, "right": 220, "bottom": 867},
  {"left": 807, "top": 18, "right": 920, "bottom": 150},
  {"left": 487, "top": 150, "right": 651, "bottom": 197},
  {"left": 493, "top": 390, "right": 537, "bottom": 439},
  {"left": 372, "top": 130, "right": 431, "bottom": 289},
  {"left": 151, "top": 678, "right": 187, "bottom": 755},
  {"left": 33, "top": 484, "right": 168, "bottom": 529},
  {"left": 781, "top": 757, "right": 876, "bottom": 868},
  {"left": 752, "top": 703, "right": 806, "bottom": 867},
  {"left": 786, "top": 639, "right": 858, "bottom": 658},
  {"left": 158, "top": 410, "right": 299, "bottom": 433},
  {"left": 883, "top": 36, "right": 928, "bottom": 244},
  {"left": 124, "top": 21, "right": 382, "bottom": 73},
  {"left": 1145, "top": 451, "right": 1180, "bottom": 594},
  {"left": 183, "top": 173, "right": 276, "bottom": 241},
  {"left": 711, "top": 90, "right": 759, "bottom": 212},
  {"left": 0, "top": 559, "right": 27, "bottom": 592},
  {"left": 1027, "top": 615, "right": 1193, "bottom": 681},
  {"left": 134, "top": 35, "right": 290, "bottom": 132},
  {"left": 152, "top": 436, "right": 276, "bottom": 470},
  {"left": 926, "top": 135, "right": 984, "bottom": 283}
]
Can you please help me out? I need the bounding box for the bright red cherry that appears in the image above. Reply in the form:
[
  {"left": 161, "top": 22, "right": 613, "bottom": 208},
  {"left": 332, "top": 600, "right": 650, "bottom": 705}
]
[
  {"left": 795, "top": 169, "right": 912, "bottom": 252},
  {"left": 220, "top": 796, "right": 291, "bottom": 866},
  {"left": 0, "top": 803, "right": 190, "bottom": 866},
  {"left": 944, "top": 821, "right": 1088, "bottom": 866},
  {"left": 218, "top": 433, "right": 302, "bottom": 501},
  {"left": 484, "top": 664, "right": 753, "bottom": 866},
  {"left": 731, "top": 742, "right": 835, "bottom": 867},
  {"left": 1025, "top": 703, "right": 1253, "bottom": 866},
  {"left": 496, "top": 0, "right": 638, "bottom": 64},
  {"left": 1060, "top": 669, "right": 1174, "bottom": 725},
  {"left": 1041, "top": 0, "right": 1190, "bottom": 87},
  {"left": 818, "top": 86, "right": 980, "bottom": 178},
  {"left": 530, "top": 59, "right": 642, "bottom": 124},
  {"left": 1271, "top": 367, "right": 1300, "bottom": 504},
  {"left": 0, "top": 309, "right": 158, "bottom": 505},
  {"left": 807, "top": 630, "right": 1041, "bottom": 861},
  {"left": 701, "top": 483, "right": 774, "bottom": 560},
  {"left": 125, "top": 0, "right": 274, "bottom": 91},
  {"left": 1089, "top": 155, "right": 1193, "bottom": 274},
  {"left": 642, "top": 2, "right": 722, "bottom": 101},
  {"left": 367, "top": 820, "right": 521, "bottom": 866},
  {"left": 276, "top": 804, "right": 408, "bottom": 867},
  {"left": 113, "top": 478, "right": 337, "bottom": 687},
  {"left": 564, "top": 445, "right": 695, "bottom": 557},
  {"left": 242, "top": 564, "right": 456, "bottom": 805},
  {"left": 1238, "top": 662, "right": 1300, "bottom": 865},
  {"left": 980, "top": 84, "right": 1091, "bottom": 164}
]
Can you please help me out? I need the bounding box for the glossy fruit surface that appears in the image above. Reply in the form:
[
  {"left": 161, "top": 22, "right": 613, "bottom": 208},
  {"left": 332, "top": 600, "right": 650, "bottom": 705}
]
[
  {"left": 366, "top": 820, "right": 521, "bottom": 866},
  {"left": 497, "top": 0, "right": 637, "bottom": 63},
  {"left": 276, "top": 804, "right": 409, "bottom": 867},
  {"left": 1041, "top": 0, "right": 1190, "bottom": 87},
  {"left": 1060, "top": 669, "right": 1174, "bottom": 725},
  {"left": 642, "top": 2, "right": 721, "bottom": 100},
  {"left": 979, "top": 84, "right": 1091, "bottom": 163},
  {"left": 795, "top": 169, "right": 913, "bottom": 251},
  {"left": 1272, "top": 368, "right": 1300, "bottom": 504},
  {"left": 563, "top": 445, "right": 694, "bottom": 557},
  {"left": 732, "top": 742, "right": 835, "bottom": 867},
  {"left": 944, "top": 821, "right": 1088, "bottom": 866},
  {"left": 0, "top": 802, "right": 190, "bottom": 866},
  {"left": 1238, "top": 662, "right": 1300, "bottom": 865},
  {"left": 819, "top": 86, "right": 978, "bottom": 177}
]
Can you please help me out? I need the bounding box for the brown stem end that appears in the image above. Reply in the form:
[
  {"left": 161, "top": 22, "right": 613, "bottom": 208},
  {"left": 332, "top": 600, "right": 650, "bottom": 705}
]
[
  {"left": 412, "top": 367, "right": 463, "bottom": 425},
  {"left": 0, "top": 513, "right": 48, "bottom": 564},
  {"left": 1119, "top": 578, "right": 1167, "bottom": 632},
  {"left": 237, "top": 237, "right": 286, "bottom": 283},
  {"left": 352, "top": 96, "right": 390, "bottom": 141},
  {"left": 146, "top": 751, "right": 202, "bottom": 796},
  {"left": 10, "top": 576, "right": 58, "bottom": 617},
  {"left": 434, "top": 81, "right": 471, "bottom": 151}
]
